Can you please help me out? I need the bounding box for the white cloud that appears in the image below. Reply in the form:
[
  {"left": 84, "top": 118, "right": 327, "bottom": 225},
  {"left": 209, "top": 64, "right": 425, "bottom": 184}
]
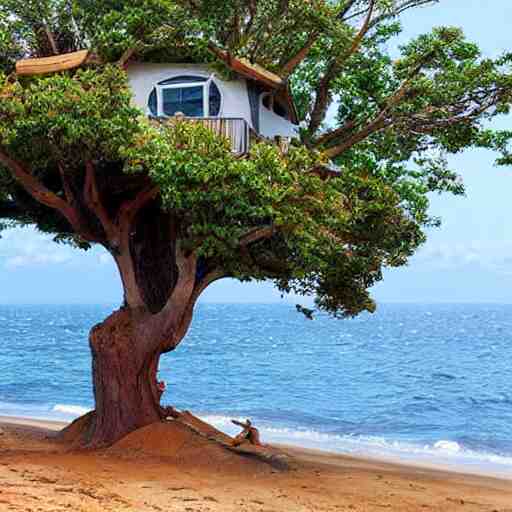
[
  {"left": 6, "top": 252, "right": 72, "bottom": 268},
  {"left": 0, "top": 226, "right": 110, "bottom": 270},
  {"left": 412, "top": 240, "right": 512, "bottom": 275}
]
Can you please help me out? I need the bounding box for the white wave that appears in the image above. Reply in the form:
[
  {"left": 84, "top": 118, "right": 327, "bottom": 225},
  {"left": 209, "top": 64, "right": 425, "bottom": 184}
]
[
  {"left": 0, "top": 401, "right": 91, "bottom": 421},
  {"left": 1, "top": 405, "right": 510, "bottom": 477},
  {"left": 199, "top": 414, "right": 512, "bottom": 477},
  {"left": 52, "top": 404, "right": 91, "bottom": 417},
  {"left": 434, "top": 440, "right": 461, "bottom": 453}
]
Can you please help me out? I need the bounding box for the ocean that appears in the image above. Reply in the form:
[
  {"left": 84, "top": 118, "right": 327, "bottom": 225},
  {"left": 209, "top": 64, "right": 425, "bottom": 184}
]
[{"left": 1, "top": 302, "right": 511, "bottom": 477}]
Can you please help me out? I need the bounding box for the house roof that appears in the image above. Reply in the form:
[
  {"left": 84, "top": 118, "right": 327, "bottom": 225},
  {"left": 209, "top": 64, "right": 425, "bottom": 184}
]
[
  {"left": 15, "top": 50, "right": 90, "bottom": 76},
  {"left": 15, "top": 47, "right": 299, "bottom": 124},
  {"left": 207, "top": 44, "right": 283, "bottom": 89},
  {"left": 207, "top": 44, "right": 298, "bottom": 125}
]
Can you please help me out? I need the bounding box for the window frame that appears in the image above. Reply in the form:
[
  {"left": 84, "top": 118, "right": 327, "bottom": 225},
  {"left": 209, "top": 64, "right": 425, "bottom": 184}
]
[
  {"left": 260, "top": 92, "right": 290, "bottom": 121},
  {"left": 155, "top": 75, "right": 220, "bottom": 118}
]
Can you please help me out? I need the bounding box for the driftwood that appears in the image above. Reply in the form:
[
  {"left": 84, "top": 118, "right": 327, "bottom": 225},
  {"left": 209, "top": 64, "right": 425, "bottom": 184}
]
[
  {"left": 231, "top": 419, "right": 262, "bottom": 446},
  {"left": 161, "top": 411, "right": 291, "bottom": 470},
  {"left": 161, "top": 405, "right": 181, "bottom": 419},
  {"left": 162, "top": 409, "right": 262, "bottom": 447}
]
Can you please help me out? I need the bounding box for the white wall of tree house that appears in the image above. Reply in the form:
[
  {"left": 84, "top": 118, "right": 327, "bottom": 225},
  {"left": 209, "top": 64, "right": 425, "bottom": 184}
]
[{"left": 127, "top": 63, "right": 298, "bottom": 139}]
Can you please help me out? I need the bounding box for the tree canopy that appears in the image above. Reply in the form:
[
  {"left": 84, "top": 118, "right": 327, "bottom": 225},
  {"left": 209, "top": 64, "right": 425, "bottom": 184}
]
[{"left": 1, "top": 0, "right": 512, "bottom": 317}]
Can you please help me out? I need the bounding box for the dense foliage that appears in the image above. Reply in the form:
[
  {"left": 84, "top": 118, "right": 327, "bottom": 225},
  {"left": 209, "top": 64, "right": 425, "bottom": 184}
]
[{"left": 1, "top": 0, "right": 512, "bottom": 317}]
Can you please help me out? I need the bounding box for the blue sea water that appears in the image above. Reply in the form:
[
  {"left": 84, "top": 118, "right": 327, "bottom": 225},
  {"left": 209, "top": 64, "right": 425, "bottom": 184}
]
[{"left": 0, "top": 302, "right": 511, "bottom": 476}]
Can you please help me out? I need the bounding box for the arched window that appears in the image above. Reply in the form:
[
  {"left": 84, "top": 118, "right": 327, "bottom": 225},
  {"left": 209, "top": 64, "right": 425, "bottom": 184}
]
[{"left": 148, "top": 75, "right": 222, "bottom": 118}]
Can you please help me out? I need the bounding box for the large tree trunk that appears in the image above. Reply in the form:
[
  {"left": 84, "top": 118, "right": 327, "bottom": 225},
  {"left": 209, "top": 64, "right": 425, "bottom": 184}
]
[
  {"left": 1, "top": 158, "right": 224, "bottom": 449},
  {"left": 85, "top": 308, "right": 166, "bottom": 447},
  {"left": 58, "top": 185, "right": 211, "bottom": 448}
]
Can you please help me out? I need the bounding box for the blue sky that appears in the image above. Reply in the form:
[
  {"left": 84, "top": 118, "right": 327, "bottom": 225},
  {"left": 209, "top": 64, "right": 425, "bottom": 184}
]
[{"left": 1, "top": 1, "right": 512, "bottom": 305}]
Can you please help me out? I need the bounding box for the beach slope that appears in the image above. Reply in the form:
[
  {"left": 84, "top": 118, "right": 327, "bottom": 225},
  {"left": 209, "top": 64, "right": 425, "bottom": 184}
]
[{"left": 0, "top": 416, "right": 510, "bottom": 512}]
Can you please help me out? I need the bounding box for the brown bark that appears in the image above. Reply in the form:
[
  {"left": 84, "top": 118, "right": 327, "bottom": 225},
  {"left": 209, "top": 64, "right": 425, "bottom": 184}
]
[
  {"left": 84, "top": 161, "right": 117, "bottom": 243},
  {"left": 128, "top": 202, "right": 177, "bottom": 314},
  {"left": 81, "top": 240, "right": 216, "bottom": 447},
  {"left": 43, "top": 25, "right": 59, "bottom": 55},
  {"left": 324, "top": 117, "right": 387, "bottom": 158},
  {"left": 0, "top": 147, "right": 222, "bottom": 448},
  {"left": 319, "top": 55, "right": 430, "bottom": 158},
  {"left": 280, "top": 31, "right": 319, "bottom": 78},
  {"left": 86, "top": 309, "right": 165, "bottom": 447},
  {"left": 308, "top": 0, "right": 375, "bottom": 134},
  {"left": 0, "top": 149, "right": 86, "bottom": 233}
]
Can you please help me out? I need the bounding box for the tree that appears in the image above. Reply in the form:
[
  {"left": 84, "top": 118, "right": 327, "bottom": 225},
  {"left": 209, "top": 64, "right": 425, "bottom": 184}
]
[{"left": 1, "top": 0, "right": 511, "bottom": 447}]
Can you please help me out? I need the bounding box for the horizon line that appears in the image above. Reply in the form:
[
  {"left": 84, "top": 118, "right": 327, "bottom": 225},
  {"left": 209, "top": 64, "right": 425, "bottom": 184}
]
[{"left": 2, "top": 301, "right": 512, "bottom": 306}]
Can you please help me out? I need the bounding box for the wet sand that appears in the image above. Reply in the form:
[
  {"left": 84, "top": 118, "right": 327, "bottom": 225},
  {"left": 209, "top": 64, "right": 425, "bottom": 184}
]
[{"left": 0, "top": 415, "right": 511, "bottom": 511}]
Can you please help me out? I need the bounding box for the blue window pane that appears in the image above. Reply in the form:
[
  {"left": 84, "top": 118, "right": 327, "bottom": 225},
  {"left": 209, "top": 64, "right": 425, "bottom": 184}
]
[
  {"left": 209, "top": 82, "right": 221, "bottom": 116},
  {"left": 162, "top": 88, "right": 180, "bottom": 115},
  {"left": 162, "top": 86, "right": 204, "bottom": 117},
  {"left": 148, "top": 88, "right": 157, "bottom": 116}
]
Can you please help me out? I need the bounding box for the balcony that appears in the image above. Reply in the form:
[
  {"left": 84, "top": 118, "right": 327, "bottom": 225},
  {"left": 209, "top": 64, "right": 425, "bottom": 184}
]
[
  {"left": 155, "top": 115, "right": 251, "bottom": 156},
  {"left": 153, "top": 114, "right": 295, "bottom": 158}
]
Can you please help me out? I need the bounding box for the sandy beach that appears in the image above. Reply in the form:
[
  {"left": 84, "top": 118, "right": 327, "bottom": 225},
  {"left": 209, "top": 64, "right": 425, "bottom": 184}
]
[{"left": 0, "top": 415, "right": 511, "bottom": 512}]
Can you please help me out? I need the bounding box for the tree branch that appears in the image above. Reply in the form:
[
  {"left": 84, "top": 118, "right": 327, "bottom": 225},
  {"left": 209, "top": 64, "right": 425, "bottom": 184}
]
[
  {"left": 56, "top": 163, "right": 99, "bottom": 242},
  {"left": 308, "top": 0, "right": 376, "bottom": 134},
  {"left": 337, "top": 0, "right": 359, "bottom": 20},
  {"left": 0, "top": 148, "right": 81, "bottom": 228},
  {"left": 117, "top": 44, "right": 141, "bottom": 69},
  {"left": 404, "top": 91, "right": 500, "bottom": 135},
  {"left": 159, "top": 267, "right": 226, "bottom": 355},
  {"left": 115, "top": 183, "right": 160, "bottom": 303},
  {"left": 58, "top": 163, "right": 74, "bottom": 204},
  {"left": 343, "top": 0, "right": 437, "bottom": 25},
  {"left": 323, "top": 79, "right": 499, "bottom": 159},
  {"left": 239, "top": 225, "right": 274, "bottom": 246},
  {"left": 318, "top": 51, "right": 434, "bottom": 157},
  {"left": 242, "top": 0, "right": 258, "bottom": 40},
  {"left": 41, "top": 24, "right": 59, "bottom": 55},
  {"left": 315, "top": 118, "right": 357, "bottom": 146},
  {"left": 158, "top": 246, "right": 197, "bottom": 337},
  {"left": 117, "top": 184, "right": 160, "bottom": 229},
  {"left": 322, "top": 104, "right": 395, "bottom": 159},
  {"left": 192, "top": 269, "right": 225, "bottom": 304},
  {"left": 280, "top": 31, "right": 319, "bottom": 78},
  {"left": 84, "top": 161, "right": 117, "bottom": 242},
  {"left": 178, "top": 268, "right": 225, "bottom": 340},
  {"left": 368, "top": 0, "right": 438, "bottom": 27},
  {"left": 345, "top": 0, "right": 376, "bottom": 57}
]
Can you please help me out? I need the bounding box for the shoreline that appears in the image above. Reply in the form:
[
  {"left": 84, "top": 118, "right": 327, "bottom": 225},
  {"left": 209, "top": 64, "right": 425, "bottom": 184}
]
[
  {"left": 1, "top": 415, "right": 511, "bottom": 511},
  {"left": 1, "top": 413, "right": 511, "bottom": 482}
]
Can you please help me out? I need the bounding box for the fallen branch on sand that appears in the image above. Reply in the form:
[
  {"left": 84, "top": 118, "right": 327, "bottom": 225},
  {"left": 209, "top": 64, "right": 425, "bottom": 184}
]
[{"left": 231, "top": 419, "right": 262, "bottom": 447}]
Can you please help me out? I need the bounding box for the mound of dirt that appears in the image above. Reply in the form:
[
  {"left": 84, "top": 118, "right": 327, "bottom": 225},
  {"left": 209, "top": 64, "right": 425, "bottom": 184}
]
[
  {"left": 108, "top": 419, "right": 291, "bottom": 473},
  {"left": 56, "top": 411, "right": 95, "bottom": 445}
]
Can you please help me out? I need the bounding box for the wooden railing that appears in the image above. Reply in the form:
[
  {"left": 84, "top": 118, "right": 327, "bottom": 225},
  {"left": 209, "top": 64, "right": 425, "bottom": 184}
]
[
  {"left": 153, "top": 115, "right": 293, "bottom": 157},
  {"left": 187, "top": 117, "right": 250, "bottom": 155},
  {"left": 155, "top": 116, "right": 250, "bottom": 155}
]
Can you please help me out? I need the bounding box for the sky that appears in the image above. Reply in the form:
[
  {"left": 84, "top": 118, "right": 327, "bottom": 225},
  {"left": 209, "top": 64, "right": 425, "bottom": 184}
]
[{"left": 1, "top": 0, "right": 512, "bottom": 305}]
